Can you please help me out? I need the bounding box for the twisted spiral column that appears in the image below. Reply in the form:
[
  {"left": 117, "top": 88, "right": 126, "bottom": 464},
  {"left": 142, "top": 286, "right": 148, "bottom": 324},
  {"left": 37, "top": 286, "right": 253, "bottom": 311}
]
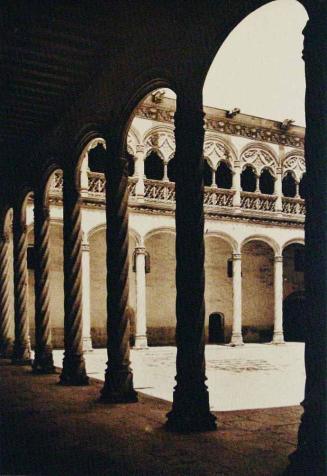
[
  {"left": 166, "top": 95, "right": 216, "bottom": 432},
  {"left": 32, "top": 192, "right": 55, "bottom": 373},
  {"left": 59, "top": 168, "right": 88, "bottom": 385},
  {"left": 12, "top": 208, "right": 31, "bottom": 364},
  {"left": 100, "top": 151, "right": 137, "bottom": 403},
  {"left": 0, "top": 231, "right": 14, "bottom": 358}
]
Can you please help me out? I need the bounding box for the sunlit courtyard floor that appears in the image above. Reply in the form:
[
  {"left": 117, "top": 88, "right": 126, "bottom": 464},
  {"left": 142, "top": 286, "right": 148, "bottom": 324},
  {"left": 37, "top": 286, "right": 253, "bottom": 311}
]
[{"left": 53, "top": 342, "right": 305, "bottom": 411}]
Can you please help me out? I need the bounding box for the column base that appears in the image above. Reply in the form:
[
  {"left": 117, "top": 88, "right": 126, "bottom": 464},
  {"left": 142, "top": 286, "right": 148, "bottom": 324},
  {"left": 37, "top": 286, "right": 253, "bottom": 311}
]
[
  {"left": 11, "top": 341, "right": 32, "bottom": 365},
  {"left": 230, "top": 333, "right": 244, "bottom": 346},
  {"left": 133, "top": 335, "right": 148, "bottom": 349},
  {"left": 59, "top": 353, "right": 89, "bottom": 386},
  {"left": 271, "top": 332, "right": 285, "bottom": 344},
  {"left": 166, "top": 383, "right": 217, "bottom": 433},
  {"left": 100, "top": 367, "right": 138, "bottom": 403},
  {"left": 32, "top": 350, "right": 56, "bottom": 374},
  {"left": 0, "top": 339, "right": 14, "bottom": 358},
  {"left": 82, "top": 336, "right": 93, "bottom": 353}
]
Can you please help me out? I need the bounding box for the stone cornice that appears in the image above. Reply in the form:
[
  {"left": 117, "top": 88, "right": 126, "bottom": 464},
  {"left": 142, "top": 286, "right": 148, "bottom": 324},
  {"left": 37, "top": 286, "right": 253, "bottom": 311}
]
[{"left": 135, "top": 98, "right": 305, "bottom": 150}]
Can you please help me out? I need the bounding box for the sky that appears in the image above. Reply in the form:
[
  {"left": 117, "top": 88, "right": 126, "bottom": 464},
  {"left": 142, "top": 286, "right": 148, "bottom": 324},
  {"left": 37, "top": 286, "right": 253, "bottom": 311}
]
[
  {"left": 166, "top": 0, "right": 308, "bottom": 126},
  {"left": 203, "top": 0, "right": 308, "bottom": 126}
]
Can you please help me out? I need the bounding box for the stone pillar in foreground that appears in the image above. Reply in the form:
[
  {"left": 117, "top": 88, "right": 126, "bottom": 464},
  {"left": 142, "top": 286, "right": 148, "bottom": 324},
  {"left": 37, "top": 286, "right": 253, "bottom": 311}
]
[
  {"left": 32, "top": 190, "right": 56, "bottom": 373},
  {"left": 100, "top": 143, "right": 137, "bottom": 403},
  {"left": 81, "top": 238, "right": 93, "bottom": 352},
  {"left": 0, "top": 230, "right": 13, "bottom": 357},
  {"left": 286, "top": 8, "right": 327, "bottom": 475},
  {"left": 272, "top": 255, "right": 284, "bottom": 344},
  {"left": 231, "top": 253, "right": 243, "bottom": 346},
  {"left": 134, "top": 245, "right": 148, "bottom": 349},
  {"left": 12, "top": 205, "right": 31, "bottom": 364},
  {"left": 59, "top": 166, "right": 88, "bottom": 385},
  {"left": 166, "top": 92, "right": 216, "bottom": 432}
]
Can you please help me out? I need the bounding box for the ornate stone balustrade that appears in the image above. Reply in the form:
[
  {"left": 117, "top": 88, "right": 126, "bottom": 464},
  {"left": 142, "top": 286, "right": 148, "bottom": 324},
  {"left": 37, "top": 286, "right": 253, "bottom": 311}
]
[
  {"left": 87, "top": 172, "right": 105, "bottom": 197},
  {"left": 48, "top": 170, "right": 305, "bottom": 219},
  {"left": 204, "top": 188, "right": 234, "bottom": 208},
  {"left": 241, "top": 192, "right": 277, "bottom": 212},
  {"left": 143, "top": 179, "right": 176, "bottom": 203},
  {"left": 282, "top": 196, "right": 305, "bottom": 215}
]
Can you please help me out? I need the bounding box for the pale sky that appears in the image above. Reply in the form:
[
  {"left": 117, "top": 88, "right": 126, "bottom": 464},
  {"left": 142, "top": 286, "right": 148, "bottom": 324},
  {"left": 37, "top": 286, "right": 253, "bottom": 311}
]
[
  {"left": 203, "top": 0, "right": 308, "bottom": 126},
  {"left": 166, "top": 0, "right": 308, "bottom": 126}
]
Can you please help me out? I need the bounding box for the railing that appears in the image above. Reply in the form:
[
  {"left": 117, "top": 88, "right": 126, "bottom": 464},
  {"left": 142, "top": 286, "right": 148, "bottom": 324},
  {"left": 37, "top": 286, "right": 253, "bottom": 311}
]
[
  {"left": 143, "top": 179, "right": 176, "bottom": 203},
  {"left": 204, "top": 187, "right": 234, "bottom": 208},
  {"left": 241, "top": 192, "right": 277, "bottom": 212},
  {"left": 282, "top": 197, "right": 305, "bottom": 215},
  {"left": 88, "top": 172, "right": 105, "bottom": 196},
  {"left": 48, "top": 170, "right": 305, "bottom": 218}
]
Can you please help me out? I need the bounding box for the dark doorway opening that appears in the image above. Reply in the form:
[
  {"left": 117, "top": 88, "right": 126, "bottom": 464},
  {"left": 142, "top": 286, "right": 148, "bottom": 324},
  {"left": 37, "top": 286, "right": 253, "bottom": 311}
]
[
  {"left": 283, "top": 291, "right": 305, "bottom": 342},
  {"left": 208, "top": 313, "right": 225, "bottom": 344}
]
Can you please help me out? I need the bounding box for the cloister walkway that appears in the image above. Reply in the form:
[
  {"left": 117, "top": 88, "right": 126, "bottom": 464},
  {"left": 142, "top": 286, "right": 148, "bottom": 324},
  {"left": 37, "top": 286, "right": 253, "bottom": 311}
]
[{"left": 1, "top": 353, "right": 302, "bottom": 475}]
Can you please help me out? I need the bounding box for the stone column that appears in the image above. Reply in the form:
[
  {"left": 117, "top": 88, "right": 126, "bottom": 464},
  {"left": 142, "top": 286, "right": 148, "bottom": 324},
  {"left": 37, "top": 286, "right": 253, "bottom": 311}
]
[
  {"left": 211, "top": 170, "right": 216, "bottom": 187},
  {"left": 32, "top": 191, "right": 56, "bottom": 373},
  {"left": 232, "top": 160, "right": 241, "bottom": 207},
  {"left": 166, "top": 92, "right": 216, "bottom": 432},
  {"left": 81, "top": 239, "right": 93, "bottom": 352},
  {"left": 11, "top": 206, "right": 31, "bottom": 364},
  {"left": 286, "top": 10, "right": 327, "bottom": 474},
  {"left": 231, "top": 253, "right": 243, "bottom": 346},
  {"left": 100, "top": 145, "right": 137, "bottom": 403},
  {"left": 272, "top": 255, "right": 284, "bottom": 344},
  {"left": 275, "top": 167, "right": 283, "bottom": 212},
  {"left": 163, "top": 161, "right": 169, "bottom": 182},
  {"left": 255, "top": 174, "right": 260, "bottom": 193},
  {"left": 59, "top": 166, "right": 88, "bottom": 385},
  {"left": 134, "top": 245, "right": 148, "bottom": 349},
  {"left": 135, "top": 145, "right": 145, "bottom": 197},
  {"left": 0, "top": 230, "right": 13, "bottom": 358}
]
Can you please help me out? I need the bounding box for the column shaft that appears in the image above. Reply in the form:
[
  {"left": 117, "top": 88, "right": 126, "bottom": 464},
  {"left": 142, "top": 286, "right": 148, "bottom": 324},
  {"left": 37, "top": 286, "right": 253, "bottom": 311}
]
[
  {"left": 81, "top": 240, "right": 93, "bottom": 352},
  {"left": 135, "top": 145, "right": 145, "bottom": 197},
  {"left": 231, "top": 253, "right": 243, "bottom": 346},
  {"left": 0, "top": 232, "right": 13, "bottom": 357},
  {"left": 101, "top": 148, "right": 137, "bottom": 403},
  {"left": 166, "top": 95, "right": 216, "bottom": 432},
  {"left": 12, "top": 207, "right": 31, "bottom": 364},
  {"left": 232, "top": 161, "right": 241, "bottom": 207},
  {"left": 59, "top": 167, "right": 88, "bottom": 385},
  {"left": 272, "top": 256, "right": 284, "bottom": 344},
  {"left": 287, "top": 10, "right": 327, "bottom": 474},
  {"left": 33, "top": 192, "right": 56, "bottom": 372},
  {"left": 134, "top": 246, "right": 148, "bottom": 349},
  {"left": 275, "top": 168, "right": 283, "bottom": 212}
]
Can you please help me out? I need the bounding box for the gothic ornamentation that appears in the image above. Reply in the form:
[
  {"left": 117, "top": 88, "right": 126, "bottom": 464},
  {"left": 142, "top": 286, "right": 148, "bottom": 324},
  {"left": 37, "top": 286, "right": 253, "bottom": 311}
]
[
  {"left": 144, "top": 130, "right": 175, "bottom": 161},
  {"left": 241, "top": 147, "right": 278, "bottom": 173},
  {"left": 203, "top": 139, "right": 231, "bottom": 170},
  {"left": 282, "top": 154, "right": 305, "bottom": 181}
]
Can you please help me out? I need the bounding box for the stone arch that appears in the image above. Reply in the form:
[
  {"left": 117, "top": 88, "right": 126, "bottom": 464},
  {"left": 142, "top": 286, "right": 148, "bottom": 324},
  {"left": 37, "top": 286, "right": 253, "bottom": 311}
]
[
  {"left": 203, "top": 135, "right": 235, "bottom": 171},
  {"left": 282, "top": 150, "right": 305, "bottom": 182},
  {"left": 204, "top": 231, "right": 239, "bottom": 253},
  {"left": 240, "top": 143, "right": 279, "bottom": 176},
  {"left": 127, "top": 126, "right": 141, "bottom": 156},
  {"left": 144, "top": 226, "right": 176, "bottom": 243},
  {"left": 282, "top": 237, "right": 305, "bottom": 251},
  {"left": 241, "top": 235, "right": 280, "bottom": 256},
  {"left": 143, "top": 126, "right": 175, "bottom": 162}
]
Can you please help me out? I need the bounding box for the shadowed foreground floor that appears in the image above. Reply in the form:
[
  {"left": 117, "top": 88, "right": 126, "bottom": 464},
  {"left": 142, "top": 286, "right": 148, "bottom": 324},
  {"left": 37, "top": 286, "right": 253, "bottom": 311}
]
[{"left": 0, "top": 360, "right": 301, "bottom": 475}]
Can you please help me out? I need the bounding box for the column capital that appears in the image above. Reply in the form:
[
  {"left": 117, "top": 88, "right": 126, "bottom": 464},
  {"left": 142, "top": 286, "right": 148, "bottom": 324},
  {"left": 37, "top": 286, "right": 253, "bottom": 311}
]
[
  {"left": 274, "top": 255, "right": 283, "bottom": 263},
  {"left": 134, "top": 245, "right": 146, "bottom": 256},
  {"left": 136, "top": 144, "right": 145, "bottom": 154},
  {"left": 81, "top": 243, "right": 90, "bottom": 252},
  {"left": 232, "top": 253, "right": 241, "bottom": 261},
  {"left": 276, "top": 167, "right": 282, "bottom": 175}
]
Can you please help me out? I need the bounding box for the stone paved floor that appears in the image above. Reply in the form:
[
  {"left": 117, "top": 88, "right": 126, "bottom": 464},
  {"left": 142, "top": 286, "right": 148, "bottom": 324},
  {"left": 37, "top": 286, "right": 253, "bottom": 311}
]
[
  {"left": 54, "top": 343, "right": 305, "bottom": 411},
  {"left": 0, "top": 359, "right": 302, "bottom": 476}
]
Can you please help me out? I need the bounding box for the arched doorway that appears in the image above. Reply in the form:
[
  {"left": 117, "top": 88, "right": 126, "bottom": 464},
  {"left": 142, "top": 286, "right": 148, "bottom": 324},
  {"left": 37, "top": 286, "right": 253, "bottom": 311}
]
[
  {"left": 208, "top": 313, "right": 225, "bottom": 344},
  {"left": 283, "top": 291, "right": 305, "bottom": 342}
]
